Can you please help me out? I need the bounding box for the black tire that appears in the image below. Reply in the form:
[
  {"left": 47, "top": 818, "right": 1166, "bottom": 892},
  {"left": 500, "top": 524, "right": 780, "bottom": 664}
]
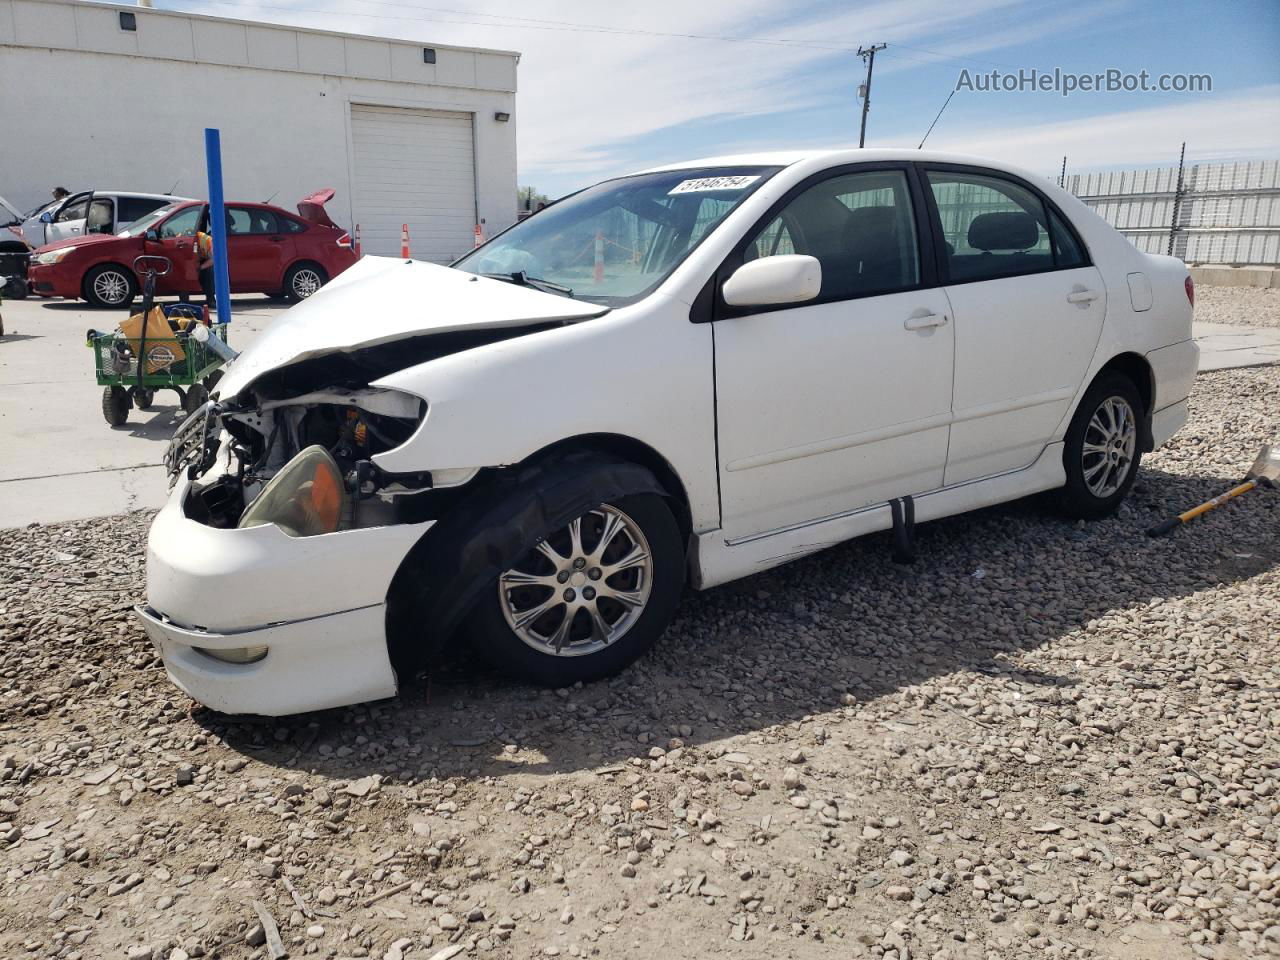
[
  {"left": 132, "top": 387, "right": 155, "bottom": 410},
  {"left": 283, "top": 262, "right": 328, "bottom": 302},
  {"left": 83, "top": 264, "right": 137, "bottom": 309},
  {"left": 1057, "top": 371, "right": 1144, "bottom": 520},
  {"left": 204, "top": 369, "right": 223, "bottom": 395},
  {"left": 185, "top": 383, "right": 208, "bottom": 415},
  {"left": 102, "top": 386, "right": 129, "bottom": 426},
  {"left": 463, "top": 491, "right": 685, "bottom": 686}
]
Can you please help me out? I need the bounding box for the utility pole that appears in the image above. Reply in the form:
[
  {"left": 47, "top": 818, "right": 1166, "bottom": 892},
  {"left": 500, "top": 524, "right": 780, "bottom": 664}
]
[{"left": 857, "top": 43, "right": 887, "bottom": 148}]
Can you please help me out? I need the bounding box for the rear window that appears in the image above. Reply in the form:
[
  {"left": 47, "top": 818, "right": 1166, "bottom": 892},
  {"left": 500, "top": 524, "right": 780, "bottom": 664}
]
[{"left": 117, "top": 196, "right": 170, "bottom": 225}]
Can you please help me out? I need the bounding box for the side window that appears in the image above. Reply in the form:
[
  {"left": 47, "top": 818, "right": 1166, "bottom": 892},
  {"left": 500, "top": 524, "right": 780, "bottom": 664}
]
[
  {"left": 117, "top": 197, "right": 167, "bottom": 224},
  {"left": 247, "top": 209, "right": 280, "bottom": 235},
  {"left": 86, "top": 198, "right": 114, "bottom": 234},
  {"left": 55, "top": 197, "right": 90, "bottom": 222},
  {"left": 926, "top": 171, "right": 1053, "bottom": 282},
  {"left": 743, "top": 169, "right": 920, "bottom": 300},
  {"left": 158, "top": 206, "right": 202, "bottom": 238},
  {"left": 1050, "top": 210, "right": 1087, "bottom": 268},
  {"left": 278, "top": 215, "right": 307, "bottom": 234},
  {"left": 227, "top": 208, "right": 253, "bottom": 235}
]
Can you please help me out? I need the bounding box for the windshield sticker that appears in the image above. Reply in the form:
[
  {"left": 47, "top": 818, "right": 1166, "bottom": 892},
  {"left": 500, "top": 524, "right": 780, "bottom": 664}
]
[{"left": 668, "top": 175, "right": 761, "bottom": 195}]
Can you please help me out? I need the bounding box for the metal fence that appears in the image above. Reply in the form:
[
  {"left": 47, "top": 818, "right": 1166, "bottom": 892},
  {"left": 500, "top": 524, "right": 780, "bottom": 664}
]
[{"left": 1062, "top": 159, "right": 1280, "bottom": 265}]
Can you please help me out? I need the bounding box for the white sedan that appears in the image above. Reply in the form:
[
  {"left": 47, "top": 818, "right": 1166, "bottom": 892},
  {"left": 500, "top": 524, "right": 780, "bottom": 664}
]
[{"left": 142, "top": 148, "right": 1197, "bottom": 715}]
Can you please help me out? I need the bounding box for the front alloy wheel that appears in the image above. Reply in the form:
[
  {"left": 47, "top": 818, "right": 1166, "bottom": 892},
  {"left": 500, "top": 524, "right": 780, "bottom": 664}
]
[
  {"left": 84, "top": 265, "right": 136, "bottom": 308},
  {"left": 464, "top": 491, "right": 684, "bottom": 686},
  {"left": 499, "top": 504, "right": 654, "bottom": 657}
]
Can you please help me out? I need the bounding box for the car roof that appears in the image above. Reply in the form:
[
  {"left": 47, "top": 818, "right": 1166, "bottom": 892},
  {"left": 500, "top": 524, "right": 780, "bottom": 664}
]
[
  {"left": 94, "top": 192, "right": 198, "bottom": 201},
  {"left": 635, "top": 147, "right": 1048, "bottom": 183}
]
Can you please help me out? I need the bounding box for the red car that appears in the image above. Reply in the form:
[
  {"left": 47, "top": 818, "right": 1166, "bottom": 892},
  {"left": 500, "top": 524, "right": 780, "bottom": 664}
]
[{"left": 27, "top": 190, "right": 357, "bottom": 308}]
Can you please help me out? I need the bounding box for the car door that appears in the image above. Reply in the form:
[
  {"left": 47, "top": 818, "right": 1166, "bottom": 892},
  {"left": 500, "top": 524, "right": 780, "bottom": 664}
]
[
  {"left": 225, "top": 206, "right": 293, "bottom": 291},
  {"left": 46, "top": 192, "right": 91, "bottom": 244},
  {"left": 921, "top": 166, "right": 1106, "bottom": 485},
  {"left": 712, "top": 165, "right": 954, "bottom": 541},
  {"left": 145, "top": 204, "right": 204, "bottom": 294}
]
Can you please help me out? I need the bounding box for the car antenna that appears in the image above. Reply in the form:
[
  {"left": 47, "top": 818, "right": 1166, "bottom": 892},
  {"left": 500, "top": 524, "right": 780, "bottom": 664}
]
[
  {"left": 165, "top": 178, "right": 180, "bottom": 196},
  {"left": 917, "top": 89, "right": 956, "bottom": 149},
  {"left": 262, "top": 190, "right": 279, "bottom": 205}
]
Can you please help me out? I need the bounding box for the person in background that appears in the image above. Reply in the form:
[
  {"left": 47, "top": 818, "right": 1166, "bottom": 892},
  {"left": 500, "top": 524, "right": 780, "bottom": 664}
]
[
  {"left": 195, "top": 222, "right": 215, "bottom": 310},
  {"left": 52, "top": 187, "right": 70, "bottom": 202}
]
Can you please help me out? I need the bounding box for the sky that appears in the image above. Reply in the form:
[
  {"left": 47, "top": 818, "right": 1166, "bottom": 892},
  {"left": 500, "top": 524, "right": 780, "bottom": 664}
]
[{"left": 139, "top": 0, "right": 1279, "bottom": 199}]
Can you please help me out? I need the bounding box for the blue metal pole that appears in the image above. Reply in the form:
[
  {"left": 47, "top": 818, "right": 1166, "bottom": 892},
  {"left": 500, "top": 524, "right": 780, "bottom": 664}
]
[{"left": 204, "top": 128, "right": 232, "bottom": 325}]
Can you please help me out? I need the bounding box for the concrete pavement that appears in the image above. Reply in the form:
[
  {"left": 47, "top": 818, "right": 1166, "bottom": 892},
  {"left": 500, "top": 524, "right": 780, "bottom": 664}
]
[
  {"left": 1, "top": 295, "right": 1278, "bottom": 529},
  {"left": 1191, "top": 322, "right": 1280, "bottom": 372},
  {"left": 0, "top": 294, "right": 285, "bottom": 528}
]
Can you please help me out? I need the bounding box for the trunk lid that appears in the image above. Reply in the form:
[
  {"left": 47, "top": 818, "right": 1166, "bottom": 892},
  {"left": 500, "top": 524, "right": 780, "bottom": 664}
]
[
  {"left": 215, "top": 256, "right": 610, "bottom": 399},
  {"left": 297, "top": 189, "right": 340, "bottom": 229}
]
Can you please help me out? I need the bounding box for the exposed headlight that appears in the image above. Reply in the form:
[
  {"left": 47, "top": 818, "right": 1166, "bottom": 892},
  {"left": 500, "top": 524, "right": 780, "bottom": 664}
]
[
  {"left": 238, "top": 445, "right": 348, "bottom": 537},
  {"left": 33, "top": 246, "right": 77, "bottom": 264},
  {"left": 196, "top": 645, "right": 268, "bottom": 664}
]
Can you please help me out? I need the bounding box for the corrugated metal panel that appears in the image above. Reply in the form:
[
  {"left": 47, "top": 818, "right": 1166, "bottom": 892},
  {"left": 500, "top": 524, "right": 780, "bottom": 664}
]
[{"left": 1065, "top": 158, "right": 1280, "bottom": 264}]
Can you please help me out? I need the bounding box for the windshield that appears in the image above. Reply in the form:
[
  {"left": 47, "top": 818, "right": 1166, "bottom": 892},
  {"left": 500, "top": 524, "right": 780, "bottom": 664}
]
[
  {"left": 454, "top": 166, "right": 781, "bottom": 305},
  {"left": 117, "top": 202, "right": 184, "bottom": 237}
]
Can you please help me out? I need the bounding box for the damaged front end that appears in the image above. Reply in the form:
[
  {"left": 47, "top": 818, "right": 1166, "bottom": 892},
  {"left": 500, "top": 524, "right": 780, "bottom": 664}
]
[{"left": 165, "top": 380, "right": 440, "bottom": 532}]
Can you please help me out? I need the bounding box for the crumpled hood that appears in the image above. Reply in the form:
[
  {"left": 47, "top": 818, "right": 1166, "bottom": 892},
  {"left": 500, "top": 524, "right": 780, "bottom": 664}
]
[{"left": 215, "top": 256, "right": 609, "bottom": 399}]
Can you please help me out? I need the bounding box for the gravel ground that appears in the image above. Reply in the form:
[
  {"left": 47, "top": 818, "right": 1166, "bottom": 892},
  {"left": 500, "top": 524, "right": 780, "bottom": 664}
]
[
  {"left": 1194, "top": 285, "right": 1280, "bottom": 328},
  {"left": 1, "top": 364, "right": 1277, "bottom": 960}
]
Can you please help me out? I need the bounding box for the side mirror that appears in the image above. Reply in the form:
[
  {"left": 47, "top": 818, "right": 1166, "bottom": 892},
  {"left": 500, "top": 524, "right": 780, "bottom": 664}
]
[
  {"left": 145, "top": 228, "right": 160, "bottom": 242},
  {"left": 722, "top": 254, "right": 822, "bottom": 308},
  {"left": 40, "top": 211, "right": 53, "bottom": 224}
]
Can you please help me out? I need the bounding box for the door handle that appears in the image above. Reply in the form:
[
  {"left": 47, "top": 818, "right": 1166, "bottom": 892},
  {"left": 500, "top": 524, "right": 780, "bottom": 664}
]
[
  {"left": 904, "top": 312, "right": 948, "bottom": 330},
  {"left": 269, "top": 236, "right": 285, "bottom": 243},
  {"left": 1067, "top": 289, "right": 1099, "bottom": 304}
]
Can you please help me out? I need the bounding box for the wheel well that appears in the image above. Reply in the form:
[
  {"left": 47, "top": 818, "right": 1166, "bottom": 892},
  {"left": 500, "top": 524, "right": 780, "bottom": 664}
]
[
  {"left": 287, "top": 259, "right": 328, "bottom": 281},
  {"left": 1093, "top": 352, "right": 1156, "bottom": 449},
  {"left": 519, "top": 434, "right": 694, "bottom": 543},
  {"left": 0, "top": 241, "right": 28, "bottom": 254}
]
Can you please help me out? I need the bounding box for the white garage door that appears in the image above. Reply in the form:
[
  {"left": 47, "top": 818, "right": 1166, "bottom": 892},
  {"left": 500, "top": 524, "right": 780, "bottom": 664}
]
[{"left": 350, "top": 105, "right": 477, "bottom": 262}]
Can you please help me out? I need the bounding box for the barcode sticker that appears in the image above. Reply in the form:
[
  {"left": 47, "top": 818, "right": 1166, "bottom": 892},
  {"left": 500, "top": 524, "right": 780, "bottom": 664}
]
[{"left": 668, "top": 176, "right": 760, "bottom": 195}]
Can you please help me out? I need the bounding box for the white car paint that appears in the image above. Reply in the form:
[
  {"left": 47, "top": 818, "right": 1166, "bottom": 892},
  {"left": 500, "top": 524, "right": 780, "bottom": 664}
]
[
  {"left": 142, "top": 147, "right": 1198, "bottom": 716},
  {"left": 21, "top": 191, "right": 192, "bottom": 249}
]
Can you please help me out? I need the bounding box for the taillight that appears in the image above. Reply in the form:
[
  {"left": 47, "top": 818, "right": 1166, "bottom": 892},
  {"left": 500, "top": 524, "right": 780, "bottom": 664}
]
[
  {"left": 1184, "top": 275, "right": 1194, "bottom": 307},
  {"left": 336, "top": 232, "right": 352, "bottom": 248}
]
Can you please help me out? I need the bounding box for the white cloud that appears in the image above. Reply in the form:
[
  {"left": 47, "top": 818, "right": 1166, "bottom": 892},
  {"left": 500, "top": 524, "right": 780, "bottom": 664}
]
[
  {"left": 177, "top": 0, "right": 1075, "bottom": 187},
  {"left": 924, "top": 86, "right": 1280, "bottom": 173}
]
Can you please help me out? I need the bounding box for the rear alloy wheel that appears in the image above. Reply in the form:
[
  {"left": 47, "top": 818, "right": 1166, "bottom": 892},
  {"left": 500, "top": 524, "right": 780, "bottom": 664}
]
[
  {"left": 465, "top": 493, "right": 684, "bottom": 686},
  {"left": 284, "top": 263, "right": 327, "bottom": 302},
  {"left": 84, "top": 264, "right": 136, "bottom": 309},
  {"left": 1057, "top": 372, "right": 1143, "bottom": 520}
]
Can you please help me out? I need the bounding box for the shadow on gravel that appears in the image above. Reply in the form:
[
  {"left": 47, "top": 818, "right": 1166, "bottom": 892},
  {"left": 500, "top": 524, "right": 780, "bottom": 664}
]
[{"left": 194, "top": 464, "right": 1279, "bottom": 781}]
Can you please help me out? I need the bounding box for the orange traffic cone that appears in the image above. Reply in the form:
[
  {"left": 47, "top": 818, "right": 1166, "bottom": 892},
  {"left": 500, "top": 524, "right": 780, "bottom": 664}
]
[{"left": 401, "top": 224, "right": 411, "bottom": 260}]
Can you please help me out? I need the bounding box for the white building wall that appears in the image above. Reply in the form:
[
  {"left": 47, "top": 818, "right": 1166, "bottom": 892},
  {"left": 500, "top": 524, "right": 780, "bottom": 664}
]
[{"left": 0, "top": 0, "right": 518, "bottom": 249}]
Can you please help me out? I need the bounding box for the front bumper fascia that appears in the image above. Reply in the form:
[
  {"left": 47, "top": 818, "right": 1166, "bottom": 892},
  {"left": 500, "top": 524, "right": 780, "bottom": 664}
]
[{"left": 141, "top": 476, "right": 433, "bottom": 715}]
